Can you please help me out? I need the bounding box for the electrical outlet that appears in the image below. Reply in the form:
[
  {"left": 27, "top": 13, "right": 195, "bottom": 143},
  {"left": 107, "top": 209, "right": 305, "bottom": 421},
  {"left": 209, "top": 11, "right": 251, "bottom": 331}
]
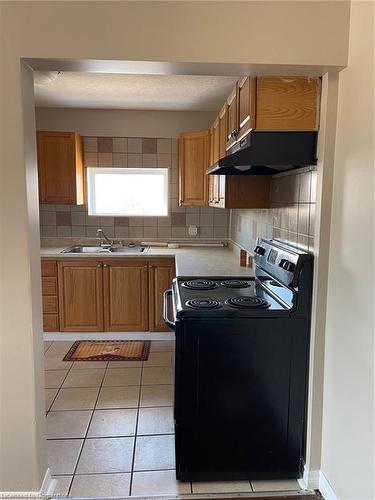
[{"left": 188, "top": 225, "right": 198, "bottom": 237}]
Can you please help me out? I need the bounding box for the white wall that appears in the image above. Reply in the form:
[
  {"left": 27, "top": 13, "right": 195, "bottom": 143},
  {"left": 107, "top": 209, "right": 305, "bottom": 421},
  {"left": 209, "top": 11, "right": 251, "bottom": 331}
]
[
  {"left": 35, "top": 108, "right": 215, "bottom": 138},
  {"left": 321, "top": 2, "right": 374, "bottom": 499}
]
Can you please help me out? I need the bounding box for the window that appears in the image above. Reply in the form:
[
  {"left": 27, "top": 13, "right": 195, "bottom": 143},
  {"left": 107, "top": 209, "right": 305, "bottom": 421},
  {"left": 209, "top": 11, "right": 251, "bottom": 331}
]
[{"left": 87, "top": 167, "right": 168, "bottom": 216}]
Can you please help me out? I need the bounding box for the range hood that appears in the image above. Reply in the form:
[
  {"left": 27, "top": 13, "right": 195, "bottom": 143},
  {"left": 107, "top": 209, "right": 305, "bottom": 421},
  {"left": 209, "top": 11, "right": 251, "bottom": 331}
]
[{"left": 206, "top": 131, "right": 318, "bottom": 175}]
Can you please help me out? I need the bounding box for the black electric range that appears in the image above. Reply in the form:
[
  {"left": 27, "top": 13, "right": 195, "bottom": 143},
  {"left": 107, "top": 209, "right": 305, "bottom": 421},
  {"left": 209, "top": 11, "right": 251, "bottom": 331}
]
[{"left": 163, "top": 239, "right": 313, "bottom": 482}]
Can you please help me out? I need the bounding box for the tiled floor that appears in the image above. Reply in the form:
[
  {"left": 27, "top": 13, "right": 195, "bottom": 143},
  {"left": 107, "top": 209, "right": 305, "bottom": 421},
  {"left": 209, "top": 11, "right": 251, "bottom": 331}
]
[{"left": 44, "top": 340, "right": 301, "bottom": 497}]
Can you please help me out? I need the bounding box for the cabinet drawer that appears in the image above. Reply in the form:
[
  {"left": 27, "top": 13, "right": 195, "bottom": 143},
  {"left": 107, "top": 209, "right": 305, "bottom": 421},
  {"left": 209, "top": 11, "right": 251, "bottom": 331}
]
[
  {"left": 41, "top": 260, "right": 57, "bottom": 277},
  {"left": 42, "top": 277, "right": 57, "bottom": 295},
  {"left": 43, "top": 295, "right": 58, "bottom": 314},
  {"left": 43, "top": 314, "right": 59, "bottom": 331}
]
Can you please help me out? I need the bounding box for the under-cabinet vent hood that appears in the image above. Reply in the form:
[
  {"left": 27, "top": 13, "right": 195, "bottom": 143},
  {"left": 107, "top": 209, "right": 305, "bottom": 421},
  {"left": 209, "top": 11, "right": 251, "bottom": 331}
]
[{"left": 206, "top": 131, "right": 318, "bottom": 175}]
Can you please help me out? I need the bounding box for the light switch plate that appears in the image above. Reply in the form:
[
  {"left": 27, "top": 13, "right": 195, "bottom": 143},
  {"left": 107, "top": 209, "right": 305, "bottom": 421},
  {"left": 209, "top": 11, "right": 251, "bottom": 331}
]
[{"left": 188, "top": 225, "right": 198, "bottom": 236}]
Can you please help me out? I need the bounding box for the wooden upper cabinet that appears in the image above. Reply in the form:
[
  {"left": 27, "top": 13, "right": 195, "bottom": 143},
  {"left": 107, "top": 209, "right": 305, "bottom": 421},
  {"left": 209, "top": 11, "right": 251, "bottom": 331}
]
[
  {"left": 179, "top": 129, "right": 210, "bottom": 206},
  {"left": 218, "top": 104, "right": 227, "bottom": 159},
  {"left": 103, "top": 259, "right": 148, "bottom": 331},
  {"left": 149, "top": 258, "right": 175, "bottom": 332},
  {"left": 238, "top": 77, "right": 256, "bottom": 139},
  {"left": 255, "top": 76, "right": 319, "bottom": 130},
  {"left": 58, "top": 261, "right": 103, "bottom": 332},
  {"left": 226, "top": 84, "right": 239, "bottom": 150},
  {"left": 37, "top": 131, "right": 84, "bottom": 205},
  {"left": 211, "top": 117, "right": 220, "bottom": 164}
]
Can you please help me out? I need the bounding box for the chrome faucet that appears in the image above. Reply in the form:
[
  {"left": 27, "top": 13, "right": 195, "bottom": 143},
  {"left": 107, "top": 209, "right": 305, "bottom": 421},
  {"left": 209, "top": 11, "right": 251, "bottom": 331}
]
[{"left": 96, "top": 228, "right": 113, "bottom": 247}]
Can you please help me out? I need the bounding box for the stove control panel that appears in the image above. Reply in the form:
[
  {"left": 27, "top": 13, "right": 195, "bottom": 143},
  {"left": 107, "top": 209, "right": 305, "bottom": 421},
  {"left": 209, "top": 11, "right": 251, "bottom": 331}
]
[{"left": 254, "top": 245, "right": 266, "bottom": 256}]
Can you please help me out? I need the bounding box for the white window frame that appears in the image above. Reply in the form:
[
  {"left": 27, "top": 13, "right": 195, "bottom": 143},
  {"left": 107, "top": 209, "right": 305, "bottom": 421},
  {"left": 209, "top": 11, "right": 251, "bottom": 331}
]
[{"left": 87, "top": 167, "right": 169, "bottom": 217}]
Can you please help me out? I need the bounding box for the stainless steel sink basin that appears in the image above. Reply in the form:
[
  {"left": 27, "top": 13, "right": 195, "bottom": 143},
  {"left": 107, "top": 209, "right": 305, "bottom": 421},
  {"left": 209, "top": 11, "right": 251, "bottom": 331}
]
[{"left": 61, "top": 245, "right": 149, "bottom": 254}]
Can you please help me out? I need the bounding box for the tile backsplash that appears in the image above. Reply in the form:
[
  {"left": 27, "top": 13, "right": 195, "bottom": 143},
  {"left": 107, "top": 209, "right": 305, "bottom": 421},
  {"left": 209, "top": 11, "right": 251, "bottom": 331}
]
[
  {"left": 230, "top": 167, "right": 317, "bottom": 254},
  {"left": 39, "top": 136, "right": 229, "bottom": 241}
]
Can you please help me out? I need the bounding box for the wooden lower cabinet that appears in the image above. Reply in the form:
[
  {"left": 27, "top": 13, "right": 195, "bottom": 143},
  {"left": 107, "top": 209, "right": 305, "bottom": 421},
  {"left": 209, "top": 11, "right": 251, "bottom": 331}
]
[
  {"left": 50, "top": 257, "right": 175, "bottom": 333},
  {"left": 41, "top": 259, "right": 59, "bottom": 331},
  {"left": 103, "top": 259, "right": 149, "bottom": 331},
  {"left": 58, "top": 261, "right": 103, "bottom": 332},
  {"left": 149, "top": 258, "right": 175, "bottom": 332}
]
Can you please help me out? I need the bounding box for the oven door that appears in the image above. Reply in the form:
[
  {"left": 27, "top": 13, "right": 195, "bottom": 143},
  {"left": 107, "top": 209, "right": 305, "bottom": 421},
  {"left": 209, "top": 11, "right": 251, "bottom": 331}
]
[{"left": 163, "top": 288, "right": 176, "bottom": 330}]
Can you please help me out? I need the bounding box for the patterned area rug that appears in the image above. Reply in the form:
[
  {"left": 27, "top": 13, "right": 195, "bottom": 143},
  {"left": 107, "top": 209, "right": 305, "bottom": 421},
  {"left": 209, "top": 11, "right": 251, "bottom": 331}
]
[{"left": 63, "top": 340, "right": 151, "bottom": 362}]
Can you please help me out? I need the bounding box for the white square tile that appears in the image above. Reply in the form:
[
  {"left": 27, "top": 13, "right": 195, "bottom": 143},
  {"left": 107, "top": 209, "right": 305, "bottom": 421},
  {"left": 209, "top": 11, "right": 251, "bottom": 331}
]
[
  {"left": 71, "top": 361, "right": 108, "bottom": 369},
  {"left": 107, "top": 360, "right": 142, "bottom": 368},
  {"left": 143, "top": 351, "right": 173, "bottom": 367},
  {"left": 62, "top": 368, "right": 105, "bottom": 388},
  {"left": 113, "top": 137, "right": 127, "bottom": 153},
  {"left": 45, "top": 388, "right": 58, "bottom": 411},
  {"left": 96, "top": 385, "right": 140, "bottom": 409},
  {"left": 44, "top": 355, "right": 73, "bottom": 371},
  {"left": 251, "top": 479, "right": 301, "bottom": 492},
  {"left": 45, "top": 342, "right": 75, "bottom": 356},
  {"left": 140, "top": 385, "right": 174, "bottom": 407},
  {"left": 150, "top": 340, "right": 175, "bottom": 352},
  {"left": 51, "top": 387, "right": 100, "bottom": 410},
  {"left": 134, "top": 435, "right": 175, "bottom": 471},
  {"left": 192, "top": 481, "right": 252, "bottom": 493},
  {"left": 131, "top": 470, "right": 190, "bottom": 496},
  {"left": 52, "top": 475, "right": 72, "bottom": 496},
  {"left": 47, "top": 439, "right": 83, "bottom": 475},
  {"left": 137, "top": 407, "right": 174, "bottom": 435},
  {"left": 127, "top": 138, "right": 142, "bottom": 153},
  {"left": 142, "top": 367, "right": 173, "bottom": 385},
  {"left": 46, "top": 410, "right": 92, "bottom": 439},
  {"left": 76, "top": 437, "right": 134, "bottom": 474},
  {"left": 70, "top": 473, "right": 131, "bottom": 497},
  {"left": 87, "top": 409, "right": 137, "bottom": 437},
  {"left": 103, "top": 368, "right": 141, "bottom": 387},
  {"left": 45, "top": 370, "right": 68, "bottom": 389}
]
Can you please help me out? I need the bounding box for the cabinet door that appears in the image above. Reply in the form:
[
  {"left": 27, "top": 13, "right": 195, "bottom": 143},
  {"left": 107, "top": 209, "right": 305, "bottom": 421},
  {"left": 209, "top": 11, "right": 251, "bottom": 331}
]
[
  {"left": 218, "top": 104, "right": 227, "bottom": 159},
  {"left": 238, "top": 76, "right": 256, "bottom": 139},
  {"left": 149, "top": 259, "right": 175, "bottom": 332},
  {"left": 226, "top": 84, "right": 239, "bottom": 150},
  {"left": 103, "top": 260, "right": 148, "bottom": 331},
  {"left": 37, "top": 131, "right": 84, "bottom": 204},
  {"left": 179, "top": 130, "right": 210, "bottom": 206},
  {"left": 255, "top": 76, "right": 319, "bottom": 130},
  {"left": 58, "top": 261, "right": 103, "bottom": 332}
]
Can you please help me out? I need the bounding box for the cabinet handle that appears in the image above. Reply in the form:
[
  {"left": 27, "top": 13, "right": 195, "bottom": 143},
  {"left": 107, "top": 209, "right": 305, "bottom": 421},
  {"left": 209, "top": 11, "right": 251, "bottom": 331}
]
[
  {"left": 228, "top": 130, "right": 237, "bottom": 139},
  {"left": 103, "top": 264, "right": 108, "bottom": 268},
  {"left": 149, "top": 265, "right": 154, "bottom": 269},
  {"left": 144, "top": 265, "right": 148, "bottom": 269},
  {"left": 97, "top": 264, "right": 102, "bottom": 268}
]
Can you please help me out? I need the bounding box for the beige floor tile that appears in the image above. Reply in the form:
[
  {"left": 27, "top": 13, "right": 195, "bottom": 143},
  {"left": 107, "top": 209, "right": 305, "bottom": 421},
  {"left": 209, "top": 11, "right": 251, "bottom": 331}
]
[
  {"left": 44, "top": 355, "right": 73, "bottom": 371},
  {"left": 150, "top": 340, "right": 175, "bottom": 352},
  {"left": 88, "top": 409, "right": 137, "bottom": 437},
  {"left": 76, "top": 437, "right": 134, "bottom": 474},
  {"left": 251, "top": 479, "right": 301, "bottom": 492},
  {"left": 45, "top": 370, "right": 69, "bottom": 389},
  {"left": 96, "top": 385, "right": 140, "bottom": 409},
  {"left": 47, "top": 439, "right": 83, "bottom": 475},
  {"left": 192, "top": 481, "right": 252, "bottom": 493},
  {"left": 51, "top": 387, "right": 100, "bottom": 410},
  {"left": 134, "top": 435, "right": 175, "bottom": 471},
  {"left": 131, "top": 470, "right": 190, "bottom": 496},
  {"left": 103, "top": 367, "right": 141, "bottom": 387},
  {"left": 70, "top": 473, "right": 131, "bottom": 497},
  {"left": 72, "top": 361, "right": 108, "bottom": 369},
  {"left": 143, "top": 352, "right": 173, "bottom": 367},
  {"left": 62, "top": 368, "right": 105, "bottom": 388},
  {"left": 45, "top": 341, "right": 75, "bottom": 356},
  {"left": 142, "top": 367, "right": 173, "bottom": 385},
  {"left": 45, "top": 388, "right": 59, "bottom": 411},
  {"left": 137, "top": 407, "right": 174, "bottom": 435},
  {"left": 108, "top": 360, "right": 143, "bottom": 368},
  {"left": 140, "top": 385, "right": 174, "bottom": 407},
  {"left": 52, "top": 475, "right": 72, "bottom": 496},
  {"left": 46, "top": 410, "right": 92, "bottom": 439},
  {"left": 44, "top": 341, "right": 53, "bottom": 353}
]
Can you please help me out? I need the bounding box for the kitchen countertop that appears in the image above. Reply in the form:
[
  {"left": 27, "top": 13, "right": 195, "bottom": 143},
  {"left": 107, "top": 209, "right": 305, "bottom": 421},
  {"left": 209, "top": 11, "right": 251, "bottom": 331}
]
[{"left": 40, "top": 245, "right": 254, "bottom": 278}]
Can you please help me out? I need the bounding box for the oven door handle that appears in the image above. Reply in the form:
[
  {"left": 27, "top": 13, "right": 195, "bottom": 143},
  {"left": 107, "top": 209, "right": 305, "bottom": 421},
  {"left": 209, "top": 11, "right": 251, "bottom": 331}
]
[{"left": 163, "top": 289, "right": 175, "bottom": 330}]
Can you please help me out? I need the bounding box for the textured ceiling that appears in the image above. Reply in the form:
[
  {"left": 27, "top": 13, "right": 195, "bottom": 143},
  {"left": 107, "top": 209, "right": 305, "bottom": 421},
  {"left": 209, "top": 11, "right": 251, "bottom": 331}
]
[{"left": 34, "top": 72, "right": 239, "bottom": 111}]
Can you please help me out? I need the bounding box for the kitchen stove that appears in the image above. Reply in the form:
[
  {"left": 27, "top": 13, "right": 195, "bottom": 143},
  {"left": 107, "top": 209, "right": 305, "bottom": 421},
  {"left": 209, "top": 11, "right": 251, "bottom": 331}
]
[{"left": 163, "top": 239, "right": 314, "bottom": 482}]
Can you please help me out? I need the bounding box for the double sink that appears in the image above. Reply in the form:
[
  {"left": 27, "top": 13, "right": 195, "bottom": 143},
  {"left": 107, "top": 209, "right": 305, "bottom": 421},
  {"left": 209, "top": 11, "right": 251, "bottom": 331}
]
[{"left": 61, "top": 244, "right": 149, "bottom": 254}]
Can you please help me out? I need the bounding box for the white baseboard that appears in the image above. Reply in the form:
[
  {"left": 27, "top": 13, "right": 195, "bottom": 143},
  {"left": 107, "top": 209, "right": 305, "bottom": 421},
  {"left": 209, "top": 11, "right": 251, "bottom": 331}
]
[
  {"left": 319, "top": 471, "right": 339, "bottom": 500},
  {"left": 44, "top": 331, "right": 175, "bottom": 341},
  {"left": 298, "top": 464, "right": 320, "bottom": 490},
  {"left": 0, "top": 468, "right": 57, "bottom": 499}
]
